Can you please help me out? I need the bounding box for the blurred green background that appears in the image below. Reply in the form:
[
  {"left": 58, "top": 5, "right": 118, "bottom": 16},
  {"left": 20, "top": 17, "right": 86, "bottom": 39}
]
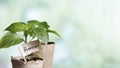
[{"left": 0, "top": 0, "right": 120, "bottom": 68}]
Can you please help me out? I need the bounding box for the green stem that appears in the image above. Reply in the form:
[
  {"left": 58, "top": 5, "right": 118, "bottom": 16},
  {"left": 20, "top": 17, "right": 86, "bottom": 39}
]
[
  {"left": 24, "top": 31, "right": 28, "bottom": 43},
  {"left": 25, "top": 35, "right": 27, "bottom": 43}
]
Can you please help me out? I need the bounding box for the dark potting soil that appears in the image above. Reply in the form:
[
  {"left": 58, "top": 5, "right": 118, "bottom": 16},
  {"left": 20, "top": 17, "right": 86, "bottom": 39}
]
[
  {"left": 20, "top": 57, "right": 43, "bottom": 62},
  {"left": 41, "top": 42, "right": 55, "bottom": 45}
]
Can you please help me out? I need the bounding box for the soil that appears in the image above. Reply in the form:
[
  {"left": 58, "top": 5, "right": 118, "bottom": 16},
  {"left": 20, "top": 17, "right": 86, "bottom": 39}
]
[
  {"left": 20, "top": 57, "right": 43, "bottom": 62},
  {"left": 41, "top": 42, "right": 55, "bottom": 45}
]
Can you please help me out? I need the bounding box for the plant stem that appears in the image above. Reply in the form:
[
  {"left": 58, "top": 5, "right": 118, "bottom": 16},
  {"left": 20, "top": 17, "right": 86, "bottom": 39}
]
[
  {"left": 24, "top": 31, "right": 27, "bottom": 43},
  {"left": 25, "top": 35, "right": 27, "bottom": 43}
]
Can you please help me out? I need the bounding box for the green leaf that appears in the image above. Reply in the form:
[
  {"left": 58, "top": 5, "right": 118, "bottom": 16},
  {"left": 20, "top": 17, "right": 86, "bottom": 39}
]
[
  {"left": 32, "top": 27, "right": 49, "bottom": 43},
  {"left": 0, "top": 32, "right": 24, "bottom": 48},
  {"left": 27, "top": 20, "right": 50, "bottom": 29},
  {"left": 24, "top": 23, "right": 33, "bottom": 31},
  {"left": 48, "top": 29, "right": 61, "bottom": 38},
  {"left": 27, "top": 20, "right": 40, "bottom": 27},
  {"left": 5, "top": 22, "right": 25, "bottom": 33},
  {"left": 24, "top": 23, "right": 35, "bottom": 41},
  {"left": 40, "top": 21, "right": 50, "bottom": 29}
]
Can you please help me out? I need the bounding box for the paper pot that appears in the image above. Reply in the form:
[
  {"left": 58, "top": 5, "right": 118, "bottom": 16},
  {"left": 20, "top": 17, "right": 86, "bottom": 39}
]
[
  {"left": 11, "top": 56, "right": 44, "bottom": 68},
  {"left": 39, "top": 42, "right": 55, "bottom": 68}
]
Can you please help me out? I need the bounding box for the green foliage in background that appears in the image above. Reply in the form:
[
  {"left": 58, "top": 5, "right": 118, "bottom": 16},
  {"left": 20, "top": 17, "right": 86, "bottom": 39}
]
[{"left": 0, "top": 20, "right": 60, "bottom": 48}]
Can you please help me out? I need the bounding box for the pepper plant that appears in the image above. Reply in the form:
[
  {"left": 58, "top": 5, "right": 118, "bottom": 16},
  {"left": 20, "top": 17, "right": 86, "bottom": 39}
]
[{"left": 0, "top": 20, "right": 60, "bottom": 49}]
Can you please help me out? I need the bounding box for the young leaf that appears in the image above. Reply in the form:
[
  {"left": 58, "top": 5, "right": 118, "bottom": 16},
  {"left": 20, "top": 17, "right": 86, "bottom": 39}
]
[
  {"left": 27, "top": 20, "right": 40, "bottom": 27},
  {"left": 0, "top": 32, "right": 24, "bottom": 48},
  {"left": 5, "top": 22, "right": 25, "bottom": 33},
  {"left": 28, "top": 20, "right": 50, "bottom": 29},
  {"left": 32, "top": 27, "right": 49, "bottom": 43},
  {"left": 40, "top": 21, "right": 50, "bottom": 29},
  {"left": 48, "top": 29, "right": 61, "bottom": 38},
  {"left": 25, "top": 22, "right": 35, "bottom": 30}
]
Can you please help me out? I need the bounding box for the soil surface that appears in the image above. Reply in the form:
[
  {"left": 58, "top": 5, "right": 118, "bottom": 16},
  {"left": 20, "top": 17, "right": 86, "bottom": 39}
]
[
  {"left": 41, "top": 42, "right": 55, "bottom": 45},
  {"left": 20, "top": 57, "right": 43, "bottom": 62}
]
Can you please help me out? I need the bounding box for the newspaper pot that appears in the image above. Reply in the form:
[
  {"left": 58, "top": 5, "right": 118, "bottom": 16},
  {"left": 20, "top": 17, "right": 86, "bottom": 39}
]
[
  {"left": 11, "top": 56, "right": 44, "bottom": 68},
  {"left": 39, "top": 42, "right": 55, "bottom": 68}
]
